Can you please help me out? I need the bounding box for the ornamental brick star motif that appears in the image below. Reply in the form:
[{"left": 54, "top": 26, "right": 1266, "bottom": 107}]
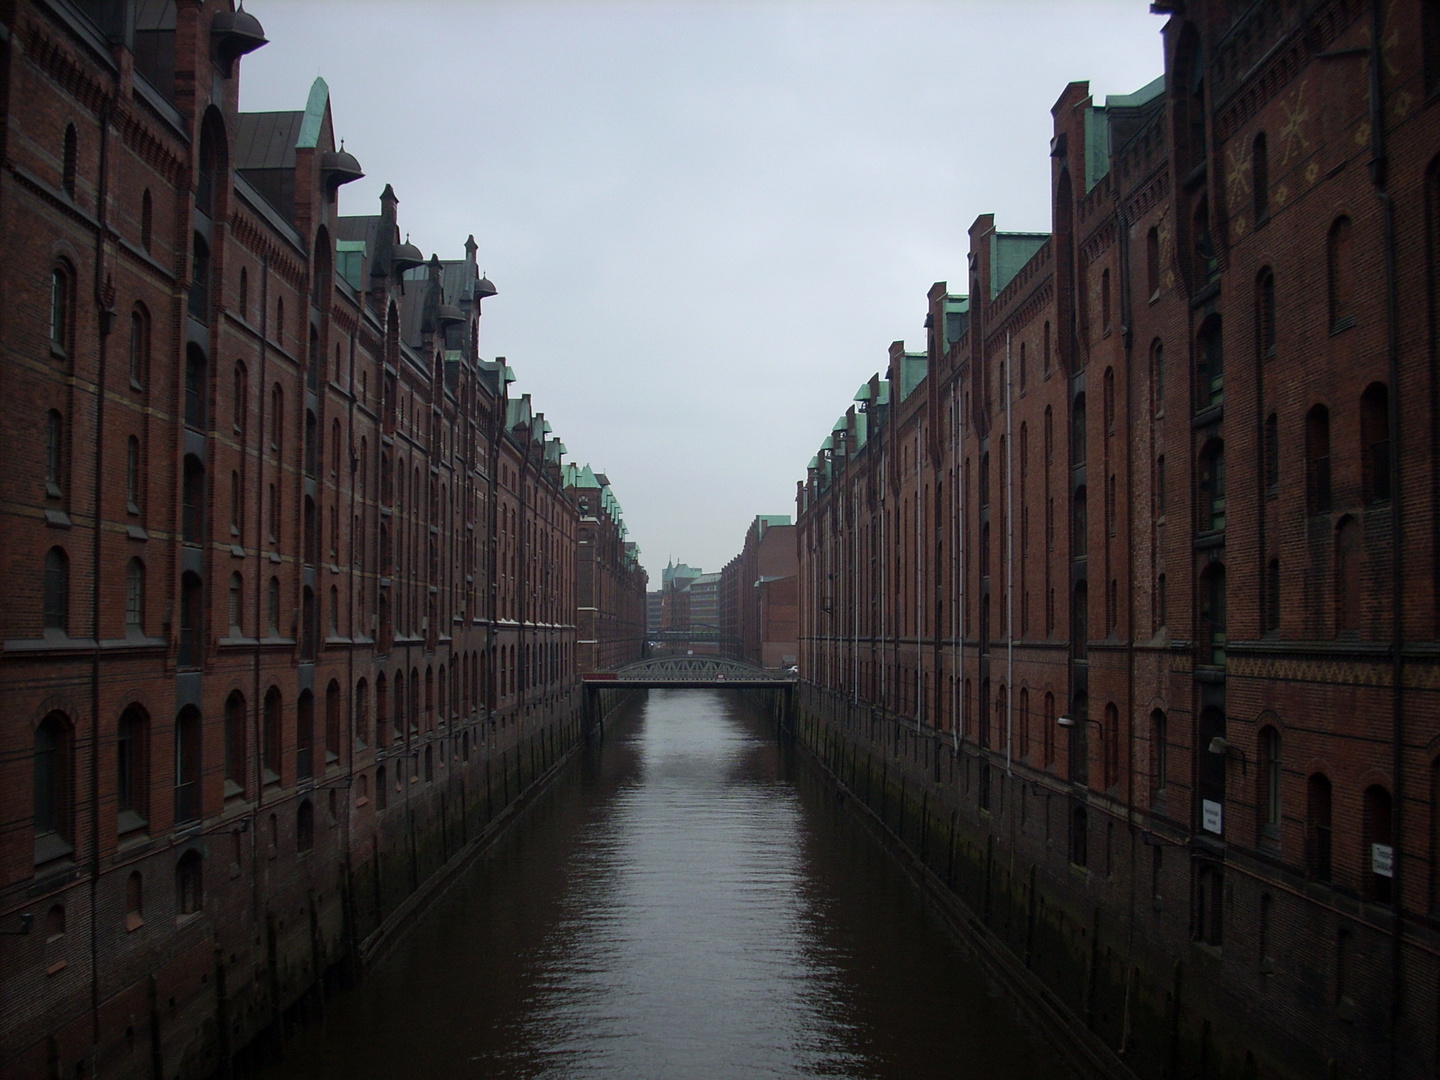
[{"left": 1278, "top": 81, "right": 1311, "bottom": 167}]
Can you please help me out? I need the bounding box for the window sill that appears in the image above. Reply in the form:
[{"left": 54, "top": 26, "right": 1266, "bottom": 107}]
[{"left": 45, "top": 508, "right": 72, "bottom": 528}]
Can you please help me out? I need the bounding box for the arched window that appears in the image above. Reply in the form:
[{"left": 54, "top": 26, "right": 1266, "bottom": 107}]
[
  {"left": 227, "top": 571, "right": 242, "bottom": 636},
  {"left": 1198, "top": 439, "right": 1225, "bottom": 532},
  {"left": 1264, "top": 558, "right": 1281, "bottom": 634},
  {"left": 331, "top": 418, "right": 342, "bottom": 479},
  {"left": 1252, "top": 133, "right": 1269, "bottom": 222},
  {"left": 266, "top": 575, "right": 280, "bottom": 635},
  {"left": 1256, "top": 268, "right": 1276, "bottom": 360},
  {"left": 325, "top": 680, "right": 341, "bottom": 767},
  {"left": 224, "top": 691, "right": 246, "bottom": 797},
  {"left": 185, "top": 346, "right": 208, "bottom": 429},
  {"left": 394, "top": 671, "right": 406, "bottom": 742},
  {"left": 1199, "top": 563, "right": 1226, "bottom": 666},
  {"left": 424, "top": 744, "right": 434, "bottom": 783},
  {"left": 275, "top": 296, "right": 284, "bottom": 349},
  {"left": 1072, "top": 485, "right": 1087, "bottom": 557},
  {"left": 45, "top": 409, "right": 64, "bottom": 498},
  {"left": 1071, "top": 392, "right": 1086, "bottom": 464},
  {"left": 296, "top": 690, "right": 314, "bottom": 779},
  {"left": 44, "top": 546, "right": 69, "bottom": 633},
  {"left": 35, "top": 712, "right": 74, "bottom": 862},
  {"left": 1306, "top": 405, "right": 1332, "bottom": 513},
  {"left": 126, "top": 871, "right": 144, "bottom": 923},
  {"left": 1335, "top": 516, "right": 1362, "bottom": 636},
  {"left": 1070, "top": 805, "right": 1088, "bottom": 868},
  {"left": 1066, "top": 692, "right": 1090, "bottom": 786},
  {"left": 50, "top": 264, "right": 71, "bottom": 357},
  {"left": 233, "top": 362, "right": 248, "bottom": 434},
  {"left": 1195, "top": 315, "right": 1223, "bottom": 411},
  {"left": 1363, "top": 785, "right": 1394, "bottom": 903},
  {"left": 62, "top": 123, "right": 77, "bottom": 197},
  {"left": 300, "top": 585, "right": 316, "bottom": 659},
  {"left": 1150, "top": 709, "right": 1167, "bottom": 795},
  {"left": 376, "top": 765, "right": 388, "bottom": 810},
  {"left": 1072, "top": 580, "right": 1088, "bottom": 660},
  {"left": 175, "top": 851, "right": 202, "bottom": 915},
  {"left": 1307, "top": 773, "right": 1333, "bottom": 881},
  {"left": 1258, "top": 725, "right": 1281, "bottom": 838},
  {"left": 354, "top": 678, "right": 370, "bottom": 748},
  {"left": 182, "top": 455, "right": 205, "bottom": 545},
  {"left": 130, "top": 307, "right": 149, "bottom": 389},
  {"left": 1196, "top": 865, "right": 1224, "bottom": 946},
  {"left": 1263, "top": 413, "right": 1278, "bottom": 497},
  {"left": 117, "top": 705, "right": 149, "bottom": 834},
  {"left": 296, "top": 800, "right": 314, "bottom": 853},
  {"left": 376, "top": 673, "right": 389, "bottom": 749},
  {"left": 126, "top": 558, "right": 145, "bottom": 632},
  {"left": 140, "top": 189, "right": 153, "bottom": 253},
  {"left": 1103, "top": 367, "right": 1115, "bottom": 432},
  {"left": 238, "top": 267, "right": 248, "bottom": 321},
  {"left": 1360, "top": 383, "right": 1391, "bottom": 504},
  {"left": 189, "top": 233, "right": 211, "bottom": 322},
  {"left": 174, "top": 705, "right": 201, "bottom": 824},
  {"left": 1147, "top": 227, "right": 1160, "bottom": 299},
  {"left": 1103, "top": 702, "right": 1119, "bottom": 789},
  {"left": 270, "top": 384, "right": 283, "bottom": 452},
  {"left": 304, "top": 409, "right": 319, "bottom": 478},
  {"left": 1328, "top": 216, "right": 1355, "bottom": 331},
  {"left": 262, "top": 687, "right": 282, "bottom": 784},
  {"left": 127, "top": 436, "right": 141, "bottom": 513}
]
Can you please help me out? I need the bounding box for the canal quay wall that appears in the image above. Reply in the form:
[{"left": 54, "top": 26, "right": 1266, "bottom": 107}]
[
  {"left": 219, "top": 686, "right": 637, "bottom": 1079},
  {"left": 795, "top": 683, "right": 1380, "bottom": 1080}
]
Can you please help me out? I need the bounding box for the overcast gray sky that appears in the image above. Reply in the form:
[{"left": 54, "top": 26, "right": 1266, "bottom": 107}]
[{"left": 239, "top": 1, "right": 1163, "bottom": 585}]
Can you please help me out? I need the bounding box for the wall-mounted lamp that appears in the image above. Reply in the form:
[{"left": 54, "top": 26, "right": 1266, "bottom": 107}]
[{"left": 1208, "top": 736, "right": 1248, "bottom": 775}]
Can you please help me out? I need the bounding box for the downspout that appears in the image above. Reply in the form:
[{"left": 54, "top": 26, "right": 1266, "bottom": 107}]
[
  {"left": 916, "top": 426, "right": 922, "bottom": 731},
  {"left": 952, "top": 379, "right": 960, "bottom": 753},
  {"left": 252, "top": 251, "right": 270, "bottom": 927},
  {"left": 1006, "top": 331, "right": 1014, "bottom": 775},
  {"left": 958, "top": 369, "right": 966, "bottom": 750},
  {"left": 89, "top": 92, "right": 116, "bottom": 1071},
  {"left": 1366, "top": 1, "right": 1405, "bottom": 1072}
]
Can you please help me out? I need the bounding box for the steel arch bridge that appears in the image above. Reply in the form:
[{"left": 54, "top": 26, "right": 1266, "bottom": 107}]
[{"left": 582, "top": 655, "right": 796, "bottom": 689}]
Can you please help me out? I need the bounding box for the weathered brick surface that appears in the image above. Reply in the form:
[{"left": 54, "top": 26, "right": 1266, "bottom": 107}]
[
  {"left": 0, "top": 4, "right": 640, "bottom": 1077},
  {"left": 797, "top": 3, "right": 1440, "bottom": 1076}
]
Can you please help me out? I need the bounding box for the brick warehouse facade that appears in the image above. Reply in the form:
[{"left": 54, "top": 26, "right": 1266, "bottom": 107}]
[
  {"left": 0, "top": 2, "right": 644, "bottom": 1078},
  {"left": 564, "top": 464, "right": 648, "bottom": 673},
  {"left": 797, "top": 2, "right": 1440, "bottom": 1078}
]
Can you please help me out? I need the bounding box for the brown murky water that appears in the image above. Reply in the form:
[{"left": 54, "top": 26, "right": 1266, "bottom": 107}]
[{"left": 258, "top": 690, "right": 1071, "bottom": 1079}]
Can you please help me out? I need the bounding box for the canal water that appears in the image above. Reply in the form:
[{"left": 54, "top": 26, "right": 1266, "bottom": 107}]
[{"left": 258, "top": 690, "right": 1071, "bottom": 1080}]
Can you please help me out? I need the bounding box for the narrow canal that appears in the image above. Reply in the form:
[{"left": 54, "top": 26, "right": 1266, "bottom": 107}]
[{"left": 258, "top": 691, "right": 1071, "bottom": 1079}]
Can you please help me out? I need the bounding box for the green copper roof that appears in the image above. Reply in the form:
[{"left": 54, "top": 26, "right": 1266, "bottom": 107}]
[
  {"left": 297, "top": 77, "right": 328, "bottom": 149},
  {"left": 819, "top": 435, "right": 834, "bottom": 452},
  {"left": 808, "top": 456, "right": 819, "bottom": 470},
  {"left": 899, "top": 352, "right": 927, "bottom": 402},
  {"left": 854, "top": 382, "right": 872, "bottom": 403},
  {"left": 990, "top": 233, "right": 1049, "bottom": 297}
]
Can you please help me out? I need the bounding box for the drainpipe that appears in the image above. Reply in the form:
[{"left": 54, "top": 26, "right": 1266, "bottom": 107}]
[
  {"left": 252, "top": 250, "right": 270, "bottom": 930},
  {"left": 1006, "top": 331, "right": 1014, "bottom": 775},
  {"left": 89, "top": 91, "right": 115, "bottom": 1074},
  {"left": 1365, "top": 0, "right": 1405, "bottom": 1072}
]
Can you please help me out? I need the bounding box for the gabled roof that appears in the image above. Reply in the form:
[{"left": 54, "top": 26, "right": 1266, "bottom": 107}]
[{"left": 236, "top": 109, "right": 304, "bottom": 171}]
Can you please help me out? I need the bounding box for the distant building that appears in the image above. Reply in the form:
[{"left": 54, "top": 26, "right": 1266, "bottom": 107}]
[
  {"left": 564, "top": 464, "right": 648, "bottom": 673},
  {"left": 720, "top": 515, "right": 797, "bottom": 669},
  {"left": 646, "top": 590, "right": 663, "bottom": 635}
]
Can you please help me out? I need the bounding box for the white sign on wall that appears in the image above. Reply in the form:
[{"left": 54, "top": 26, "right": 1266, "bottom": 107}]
[
  {"left": 1202, "top": 799, "right": 1224, "bottom": 835},
  {"left": 1372, "top": 843, "right": 1394, "bottom": 878}
]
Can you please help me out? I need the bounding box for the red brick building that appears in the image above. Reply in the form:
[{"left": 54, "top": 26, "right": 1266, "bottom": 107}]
[
  {"left": 565, "top": 463, "right": 647, "bottom": 672},
  {"left": 797, "top": 2, "right": 1440, "bottom": 1076},
  {"left": 0, "top": 3, "right": 639, "bottom": 1076},
  {"left": 720, "top": 514, "right": 797, "bottom": 670}
]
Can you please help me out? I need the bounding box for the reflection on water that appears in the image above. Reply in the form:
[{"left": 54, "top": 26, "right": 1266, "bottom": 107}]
[{"left": 258, "top": 691, "right": 1068, "bottom": 1080}]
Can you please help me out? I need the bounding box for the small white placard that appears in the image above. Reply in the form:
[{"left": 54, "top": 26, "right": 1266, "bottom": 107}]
[
  {"left": 1202, "top": 799, "right": 1224, "bottom": 835},
  {"left": 1372, "top": 843, "right": 1393, "bottom": 878}
]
